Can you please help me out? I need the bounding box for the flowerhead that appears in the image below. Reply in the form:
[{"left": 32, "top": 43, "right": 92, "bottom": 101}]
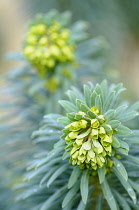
[
  {"left": 23, "top": 15, "right": 75, "bottom": 78},
  {"left": 62, "top": 107, "right": 115, "bottom": 170},
  {"left": 58, "top": 81, "right": 136, "bottom": 173}
]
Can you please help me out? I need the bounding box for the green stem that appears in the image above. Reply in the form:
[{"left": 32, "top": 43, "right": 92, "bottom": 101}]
[{"left": 89, "top": 175, "right": 108, "bottom": 210}]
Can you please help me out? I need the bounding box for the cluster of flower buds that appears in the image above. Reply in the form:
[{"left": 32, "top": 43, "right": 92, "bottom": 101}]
[
  {"left": 62, "top": 107, "right": 115, "bottom": 170},
  {"left": 23, "top": 21, "right": 75, "bottom": 77}
]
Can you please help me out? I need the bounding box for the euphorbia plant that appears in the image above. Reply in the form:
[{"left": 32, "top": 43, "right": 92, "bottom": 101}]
[
  {"left": 0, "top": 10, "right": 108, "bottom": 209},
  {"left": 17, "top": 80, "right": 139, "bottom": 210}
]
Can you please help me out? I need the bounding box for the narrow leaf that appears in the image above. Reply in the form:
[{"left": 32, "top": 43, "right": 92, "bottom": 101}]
[
  {"left": 62, "top": 181, "right": 80, "bottom": 208},
  {"left": 40, "top": 167, "right": 58, "bottom": 185},
  {"left": 80, "top": 104, "right": 90, "bottom": 114},
  {"left": 112, "top": 136, "right": 120, "bottom": 148},
  {"left": 100, "top": 80, "right": 108, "bottom": 101},
  {"left": 112, "top": 157, "right": 128, "bottom": 181},
  {"left": 57, "top": 117, "right": 72, "bottom": 125},
  {"left": 66, "top": 90, "right": 78, "bottom": 105},
  {"left": 77, "top": 200, "right": 86, "bottom": 210},
  {"left": 62, "top": 151, "right": 70, "bottom": 160},
  {"left": 91, "top": 91, "right": 97, "bottom": 107},
  {"left": 117, "top": 111, "right": 139, "bottom": 122},
  {"left": 67, "top": 112, "right": 76, "bottom": 121},
  {"left": 47, "top": 145, "right": 65, "bottom": 158},
  {"left": 80, "top": 169, "right": 90, "bottom": 204},
  {"left": 59, "top": 100, "right": 78, "bottom": 112},
  {"left": 101, "top": 178, "right": 118, "bottom": 210},
  {"left": 96, "top": 195, "right": 103, "bottom": 210},
  {"left": 114, "top": 105, "right": 128, "bottom": 118},
  {"left": 40, "top": 186, "right": 67, "bottom": 210},
  {"left": 47, "top": 164, "right": 69, "bottom": 187},
  {"left": 84, "top": 85, "right": 91, "bottom": 107},
  {"left": 128, "top": 179, "right": 139, "bottom": 193},
  {"left": 95, "top": 95, "right": 102, "bottom": 113},
  {"left": 116, "top": 125, "right": 132, "bottom": 135},
  {"left": 104, "top": 109, "right": 115, "bottom": 122},
  {"left": 112, "top": 167, "right": 137, "bottom": 204},
  {"left": 113, "top": 190, "right": 131, "bottom": 210},
  {"left": 68, "top": 166, "right": 81, "bottom": 189},
  {"left": 98, "top": 166, "right": 106, "bottom": 184},
  {"left": 117, "top": 148, "right": 128, "bottom": 155},
  {"left": 87, "top": 110, "right": 96, "bottom": 118},
  {"left": 126, "top": 155, "right": 139, "bottom": 164},
  {"left": 108, "top": 120, "right": 121, "bottom": 129},
  {"left": 76, "top": 99, "right": 85, "bottom": 110},
  {"left": 118, "top": 139, "right": 129, "bottom": 151},
  {"left": 94, "top": 84, "right": 102, "bottom": 97},
  {"left": 128, "top": 101, "right": 139, "bottom": 111},
  {"left": 103, "top": 91, "right": 115, "bottom": 113}
]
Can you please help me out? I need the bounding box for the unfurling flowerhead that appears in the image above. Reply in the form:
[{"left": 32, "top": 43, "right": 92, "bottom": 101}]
[
  {"left": 58, "top": 81, "right": 139, "bottom": 174},
  {"left": 63, "top": 107, "right": 114, "bottom": 170}
]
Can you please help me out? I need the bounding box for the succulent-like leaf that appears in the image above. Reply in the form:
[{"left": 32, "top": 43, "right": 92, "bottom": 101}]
[
  {"left": 101, "top": 179, "right": 118, "bottom": 210},
  {"left": 80, "top": 170, "right": 90, "bottom": 204},
  {"left": 68, "top": 166, "right": 81, "bottom": 189}
]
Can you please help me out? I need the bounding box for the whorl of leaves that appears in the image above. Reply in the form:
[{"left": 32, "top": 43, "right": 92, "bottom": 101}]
[{"left": 16, "top": 81, "right": 139, "bottom": 210}]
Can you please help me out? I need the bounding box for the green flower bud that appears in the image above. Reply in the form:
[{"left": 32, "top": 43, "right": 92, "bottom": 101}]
[
  {"left": 79, "top": 147, "right": 87, "bottom": 155},
  {"left": 105, "top": 145, "right": 112, "bottom": 156},
  {"left": 68, "top": 131, "right": 79, "bottom": 139},
  {"left": 72, "top": 151, "right": 79, "bottom": 159},
  {"left": 70, "top": 146, "right": 78, "bottom": 155},
  {"left": 69, "top": 121, "right": 80, "bottom": 131},
  {"left": 79, "top": 120, "right": 88, "bottom": 128},
  {"left": 91, "top": 119, "right": 99, "bottom": 128},
  {"left": 78, "top": 155, "right": 86, "bottom": 162},
  {"left": 96, "top": 156, "right": 105, "bottom": 167},
  {"left": 93, "top": 145, "right": 103, "bottom": 155},
  {"left": 33, "top": 24, "right": 46, "bottom": 35},
  {"left": 26, "top": 35, "right": 37, "bottom": 45},
  {"left": 71, "top": 159, "right": 77, "bottom": 166},
  {"left": 39, "top": 37, "right": 48, "bottom": 46},
  {"left": 60, "top": 29, "right": 70, "bottom": 40},
  {"left": 82, "top": 141, "right": 92, "bottom": 150},
  {"left": 75, "top": 138, "right": 84, "bottom": 146},
  {"left": 99, "top": 126, "right": 106, "bottom": 138},
  {"left": 88, "top": 149, "right": 95, "bottom": 158},
  {"left": 77, "top": 112, "right": 86, "bottom": 116},
  {"left": 49, "top": 22, "right": 61, "bottom": 32},
  {"left": 65, "top": 137, "right": 71, "bottom": 144},
  {"left": 49, "top": 45, "right": 60, "bottom": 58},
  {"left": 101, "top": 135, "right": 112, "bottom": 147},
  {"left": 91, "top": 129, "right": 99, "bottom": 139},
  {"left": 107, "top": 158, "right": 113, "bottom": 168},
  {"left": 106, "top": 125, "right": 113, "bottom": 134},
  {"left": 23, "top": 46, "right": 35, "bottom": 56},
  {"left": 91, "top": 107, "right": 99, "bottom": 114},
  {"left": 56, "top": 39, "right": 65, "bottom": 47}
]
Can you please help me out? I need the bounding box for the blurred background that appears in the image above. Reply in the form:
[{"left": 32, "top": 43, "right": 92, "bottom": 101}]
[{"left": 1, "top": 0, "right": 139, "bottom": 99}]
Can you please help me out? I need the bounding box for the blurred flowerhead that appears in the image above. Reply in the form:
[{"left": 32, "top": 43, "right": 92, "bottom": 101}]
[
  {"left": 23, "top": 20, "right": 75, "bottom": 74},
  {"left": 22, "top": 11, "right": 92, "bottom": 92}
]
